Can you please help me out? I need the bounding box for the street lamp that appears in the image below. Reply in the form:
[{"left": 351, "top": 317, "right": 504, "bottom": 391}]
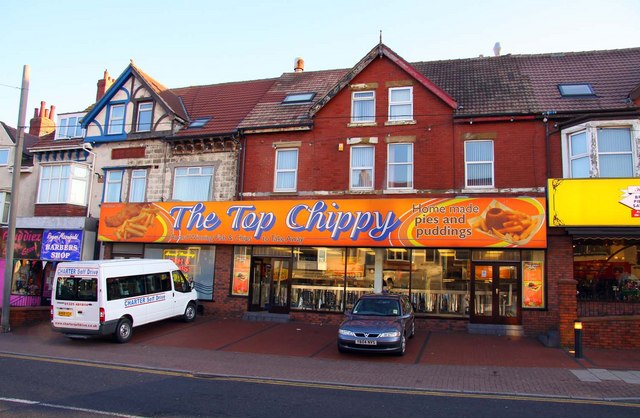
[{"left": 574, "top": 320, "right": 583, "bottom": 358}]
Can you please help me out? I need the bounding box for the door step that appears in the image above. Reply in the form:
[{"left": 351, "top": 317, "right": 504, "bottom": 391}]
[
  {"left": 243, "top": 311, "right": 292, "bottom": 323},
  {"left": 467, "top": 323, "right": 524, "bottom": 337}
]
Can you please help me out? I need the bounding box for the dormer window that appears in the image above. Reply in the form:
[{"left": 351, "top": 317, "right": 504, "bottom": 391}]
[
  {"left": 188, "top": 117, "right": 211, "bottom": 129},
  {"left": 282, "top": 92, "right": 316, "bottom": 104},
  {"left": 56, "top": 115, "right": 85, "bottom": 139},
  {"left": 558, "top": 84, "right": 595, "bottom": 97}
]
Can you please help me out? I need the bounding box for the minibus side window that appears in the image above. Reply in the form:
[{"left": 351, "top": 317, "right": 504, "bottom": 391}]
[
  {"left": 172, "top": 270, "right": 191, "bottom": 293},
  {"left": 160, "top": 273, "right": 172, "bottom": 292},
  {"left": 107, "top": 278, "right": 123, "bottom": 301}
]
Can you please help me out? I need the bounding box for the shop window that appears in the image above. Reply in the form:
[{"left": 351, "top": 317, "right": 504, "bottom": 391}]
[
  {"left": 387, "top": 143, "right": 413, "bottom": 189},
  {"left": 232, "top": 246, "right": 251, "bottom": 296},
  {"left": 291, "top": 247, "right": 346, "bottom": 312},
  {"left": 465, "top": 140, "right": 494, "bottom": 188}
]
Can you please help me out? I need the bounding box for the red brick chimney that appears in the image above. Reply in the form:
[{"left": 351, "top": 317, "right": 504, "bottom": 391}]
[
  {"left": 96, "top": 69, "right": 115, "bottom": 102},
  {"left": 29, "top": 101, "right": 56, "bottom": 138}
]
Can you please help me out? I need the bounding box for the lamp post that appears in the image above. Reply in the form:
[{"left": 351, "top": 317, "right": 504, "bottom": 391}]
[{"left": 574, "top": 320, "right": 583, "bottom": 358}]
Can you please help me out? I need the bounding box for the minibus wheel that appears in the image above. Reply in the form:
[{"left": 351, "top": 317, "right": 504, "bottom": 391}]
[
  {"left": 114, "top": 318, "right": 133, "bottom": 343},
  {"left": 183, "top": 302, "right": 197, "bottom": 322}
]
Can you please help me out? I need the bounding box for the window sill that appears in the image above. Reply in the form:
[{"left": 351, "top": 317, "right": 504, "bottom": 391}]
[
  {"left": 347, "top": 122, "right": 377, "bottom": 128},
  {"left": 383, "top": 188, "right": 416, "bottom": 194},
  {"left": 384, "top": 120, "right": 416, "bottom": 126}
]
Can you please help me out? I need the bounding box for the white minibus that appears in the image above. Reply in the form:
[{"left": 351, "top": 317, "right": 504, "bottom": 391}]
[{"left": 50, "top": 259, "right": 198, "bottom": 343}]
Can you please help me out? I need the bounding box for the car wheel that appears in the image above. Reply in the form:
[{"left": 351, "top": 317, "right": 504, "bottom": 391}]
[
  {"left": 396, "top": 334, "right": 407, "bottom": 356},
  {"left": 409, "top": 321, "right": 415, "bottom": 338},
  {"left": 114, "top": 318, "right": 133, "bottom": 344},
  {"left": 183, "top": 302, "right": 197, "bottom": 323}
]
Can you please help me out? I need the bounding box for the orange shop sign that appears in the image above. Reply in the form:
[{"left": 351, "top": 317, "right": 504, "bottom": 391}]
[{"left": 98, "top": 197, "right": 546, "bottom": 248}]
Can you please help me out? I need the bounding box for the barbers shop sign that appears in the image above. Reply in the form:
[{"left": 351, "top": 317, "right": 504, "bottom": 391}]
[{"left": 41, "top": 230, "right": 83, "bottom": 261}]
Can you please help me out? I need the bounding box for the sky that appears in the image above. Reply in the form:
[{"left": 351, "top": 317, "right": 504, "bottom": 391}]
[{"left": 1, "top": 0, "right": 639, "bottom": 128}]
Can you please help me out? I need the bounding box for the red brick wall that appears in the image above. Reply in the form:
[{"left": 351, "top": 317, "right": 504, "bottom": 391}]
[
  {"left": 35, "top": 204, "right": 86, "bottom": 217},
  {"left": 208, "top": 245, "right": 246, "bottom": 318},
  {"left": 580, "top": 316, "right": 640, "bottom": 349},
  {"left": 6, "top": 306, "right": 50, "bottom": 327}
]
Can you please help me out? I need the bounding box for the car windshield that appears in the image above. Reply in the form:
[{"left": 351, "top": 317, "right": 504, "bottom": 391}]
[{"left": 352, "top": 299, "right": 401, "bottom": 316}]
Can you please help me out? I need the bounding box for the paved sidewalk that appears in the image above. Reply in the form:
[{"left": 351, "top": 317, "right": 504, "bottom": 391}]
[{"left": 1, "top": 318, "right": 640, "bottom": 401}]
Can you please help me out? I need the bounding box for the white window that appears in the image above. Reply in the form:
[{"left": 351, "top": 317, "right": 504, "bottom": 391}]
[
  {"left": 0, "top": 149, "right": 9, "bottom": 166},
  {"left": 129, "top": 169, "right": 147, "bottom": 202},
  {"left": 56, "top": 115, "right": 85, "bottom": 139},
  {"left": 274, "top": 149, "right": 298, "bottom": 192},
  {"left": 388, "top": 87, "right": 413, "bottom": 121},
  {"left": 563, "top": 121, "right": 637, "bottom": 178},
  {"left": 172, "top": 167, "right": 213, "bottom": 201},
  {"left": 108, "top": 103, "right": 125, "bottom": 135},
  {"left": 136, "top": 102, "right": 153, "bottom": 132},
  {"left": 38, "top": 164, "right": 89, "bottom": 205},
  {"left": 465, "top": 140, "right": 494, "bottom": 188},
  {"left": 0, "top": 192, "right": 10, "bottom": 224},
  {"left": 350, "top": 146, "right": 374, "bottom": 190},
  {"left": 351, "top": 91, "right": 375, "bottom": 123},
  {"left": 387, "top": 143, "right": 413, "bottom": 189},
  {"left": 104, "top": 170, "right": 124, "bottom": 203}
]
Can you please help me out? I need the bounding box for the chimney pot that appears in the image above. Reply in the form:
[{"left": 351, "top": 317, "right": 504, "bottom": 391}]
[
  {"left": 294, "top": 57, "right": 304, "bottom": 73},
  {"left": 493, "top": 42, "right": 501, "bottom": 57}
]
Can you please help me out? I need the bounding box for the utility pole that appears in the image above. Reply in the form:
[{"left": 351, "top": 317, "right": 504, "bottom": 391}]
[{"left": 1, "top": 65, "right": 30, "bottom": 333}]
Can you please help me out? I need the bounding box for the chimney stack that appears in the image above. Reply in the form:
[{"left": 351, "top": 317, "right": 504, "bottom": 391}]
[
  {"left": 493, "top": 42, "right": 502, "bottom": 57},
  {"left": 96, "top": 69, "right": 115, "bottom": 101},
  {"left": 294, "top": 57, "right": 304, "bottom": 73},
  {"left": 29, "top": 101, "right": 56, "bottom": 138}
]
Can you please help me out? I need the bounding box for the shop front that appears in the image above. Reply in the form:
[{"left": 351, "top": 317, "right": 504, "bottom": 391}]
[
  {"left": 548, "top": 178, "right": 640, "bottom": 348},
  {"left": 99, "top": 197, "right": 547, "bottom": 330}
]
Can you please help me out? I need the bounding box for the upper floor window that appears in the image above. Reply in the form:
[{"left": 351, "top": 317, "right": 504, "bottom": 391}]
[
  {"left": 565, "top": 124, "right": 634, "bottom": 178},
  {"left": 129, "top": 169, "right": 147, "bottom": 202},
  {"left": 274, "top": 148, "right": 298, "bottom": 192},
  {"left": 38, "top": 164, "right": 89, "bottom": 205},
  {"left": 388, "top": 87, "right": 413, "bottom": 121},
  {"left": 104, "top": 170, "right": 124, "bottom": 203},
  {"left": 350, "top": 146, "right": 374, "bottom": 190},
  {"left": 136, "top": 102, "right": 153, "bottom": 132},
  {"left": 351, "top": 91, "right": 375, "bottom": 123},
  {"left": 56, "top": 115, "right": 84, "bottom": 139},
  {"left": 387, "top": 143, "right": 413, "bottom": 189},
  {"left": 0, "top": 149, "right": 9, "bottom": 166},
  {"left": 107, "top": 103, "right": 125, "bottom": 135},
  {"left": 465, "top": 140, "right": 494, "bottom": 188},
  {"left": 172, "top": 167, "right": 213, "bottom": 201},
  {"left": 0, "top": 191, "right": 10, "bottom": 224}
]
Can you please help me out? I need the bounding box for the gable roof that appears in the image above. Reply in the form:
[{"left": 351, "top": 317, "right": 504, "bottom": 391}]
[
  {"left": 1, "top": 122, "right": 40, "bottom": 166},
  {"left": 82, "top": 62, "right": 189, "bottom": 129},
  {"left": 172, "top": 77, "right": 277, "bottom": 136},
  {"left": 414, "top": 47, "right": 640, "bottom": 116}
]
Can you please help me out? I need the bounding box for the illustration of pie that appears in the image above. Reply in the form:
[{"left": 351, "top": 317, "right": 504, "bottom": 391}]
[{"left": 469, "top": 200, "right": 543, "bottom": 245}]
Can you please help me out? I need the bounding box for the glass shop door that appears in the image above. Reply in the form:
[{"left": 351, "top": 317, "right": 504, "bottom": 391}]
[{"left": 471, "top": 263, "right": 521, "bottom": 325}]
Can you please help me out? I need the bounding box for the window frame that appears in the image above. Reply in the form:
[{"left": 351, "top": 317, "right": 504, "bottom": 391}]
[
  {"left": 386, "top": 143, "right": 414, "bottom": 190},
  {"left": 561, "top": 120, "right": 638, "bottom": 178},
  {"left": 274, "top": 148, "right": 299, "bottom": 192},
  {"left": 136, "top": 102, "right": 153, "bottom": 132},
  {"left": 107, "top": 103, "right": 126, "bottom": 135},
  {"left": 388, "top": 86, "right": 413, "bottom": 121},
  {"left": 104, "top": 170, "right": 124, "bottom": 203},
  {"left": 56, "top": 115, "right": 84, "bottom": 139},
  {"left": 464, "top": 140, "right": 495, "bottom": 188},
  {"left": 0, "top": 148, "right": 10, "bottom": 166},
  {"left": 351, "top": 91, "right": 375, "bottom": 123},
  {"left": 350, "top": 145, "right": 375, "bottom": 191},
  {"left": 0, "top": 191, "right": 10, "bottom": 224},
  {"left": 129, "top": 169, "right": 148, "bottom": 203},
  {"left": 172, "top": 166, "right": 214, "bottom": 201},
  {"left": 37, "top": 163, "right": 89, "bottom": 205}
]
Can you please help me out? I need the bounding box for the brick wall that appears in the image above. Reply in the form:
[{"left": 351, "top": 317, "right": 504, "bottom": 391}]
[
  {"left": 208, "top": 245, "right": 246, "bottom": 318},
  {"left": 5, "top": 306, "right": 50, "bottom": 327},
  {"left": 579, "top": 316, "right": 640, "bottom": 349},
  {"left": 34, "top": 204, "right": 86, "bottom": 217}
]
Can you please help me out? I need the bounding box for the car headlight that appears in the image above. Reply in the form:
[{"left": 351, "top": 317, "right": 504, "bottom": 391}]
[
  {"left": 379, "top": 331, "right": 401, "bottom": 338},
  {"left": 338, "top": 329, "right": 356, "bottom": 336}
]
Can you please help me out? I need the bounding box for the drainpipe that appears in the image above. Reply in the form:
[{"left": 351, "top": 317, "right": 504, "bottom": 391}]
[{"left": 82, "top": 143, "right": 96, "bottom": 217}]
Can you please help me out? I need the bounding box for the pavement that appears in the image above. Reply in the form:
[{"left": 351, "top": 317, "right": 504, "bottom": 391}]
[{"left": 1, "top": 316, "right": 640, "bottom": 402}]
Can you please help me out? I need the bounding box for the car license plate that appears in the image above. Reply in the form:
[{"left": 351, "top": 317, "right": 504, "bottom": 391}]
[
  {"left": 58, "top": 311, "right": 72, "bottom": 317},
  {"left": 355, "top": 339, "right": 377, "bottom": 345}
]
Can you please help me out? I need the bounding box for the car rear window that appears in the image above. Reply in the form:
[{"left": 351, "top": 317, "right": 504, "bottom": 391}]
[{"left": 55, "top": 277, "right": 98, "bottom": 302}]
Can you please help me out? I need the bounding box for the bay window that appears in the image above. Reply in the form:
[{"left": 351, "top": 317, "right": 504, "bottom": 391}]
[{"left": 38, "top": 164, "right": 89, "bottom": 205}]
